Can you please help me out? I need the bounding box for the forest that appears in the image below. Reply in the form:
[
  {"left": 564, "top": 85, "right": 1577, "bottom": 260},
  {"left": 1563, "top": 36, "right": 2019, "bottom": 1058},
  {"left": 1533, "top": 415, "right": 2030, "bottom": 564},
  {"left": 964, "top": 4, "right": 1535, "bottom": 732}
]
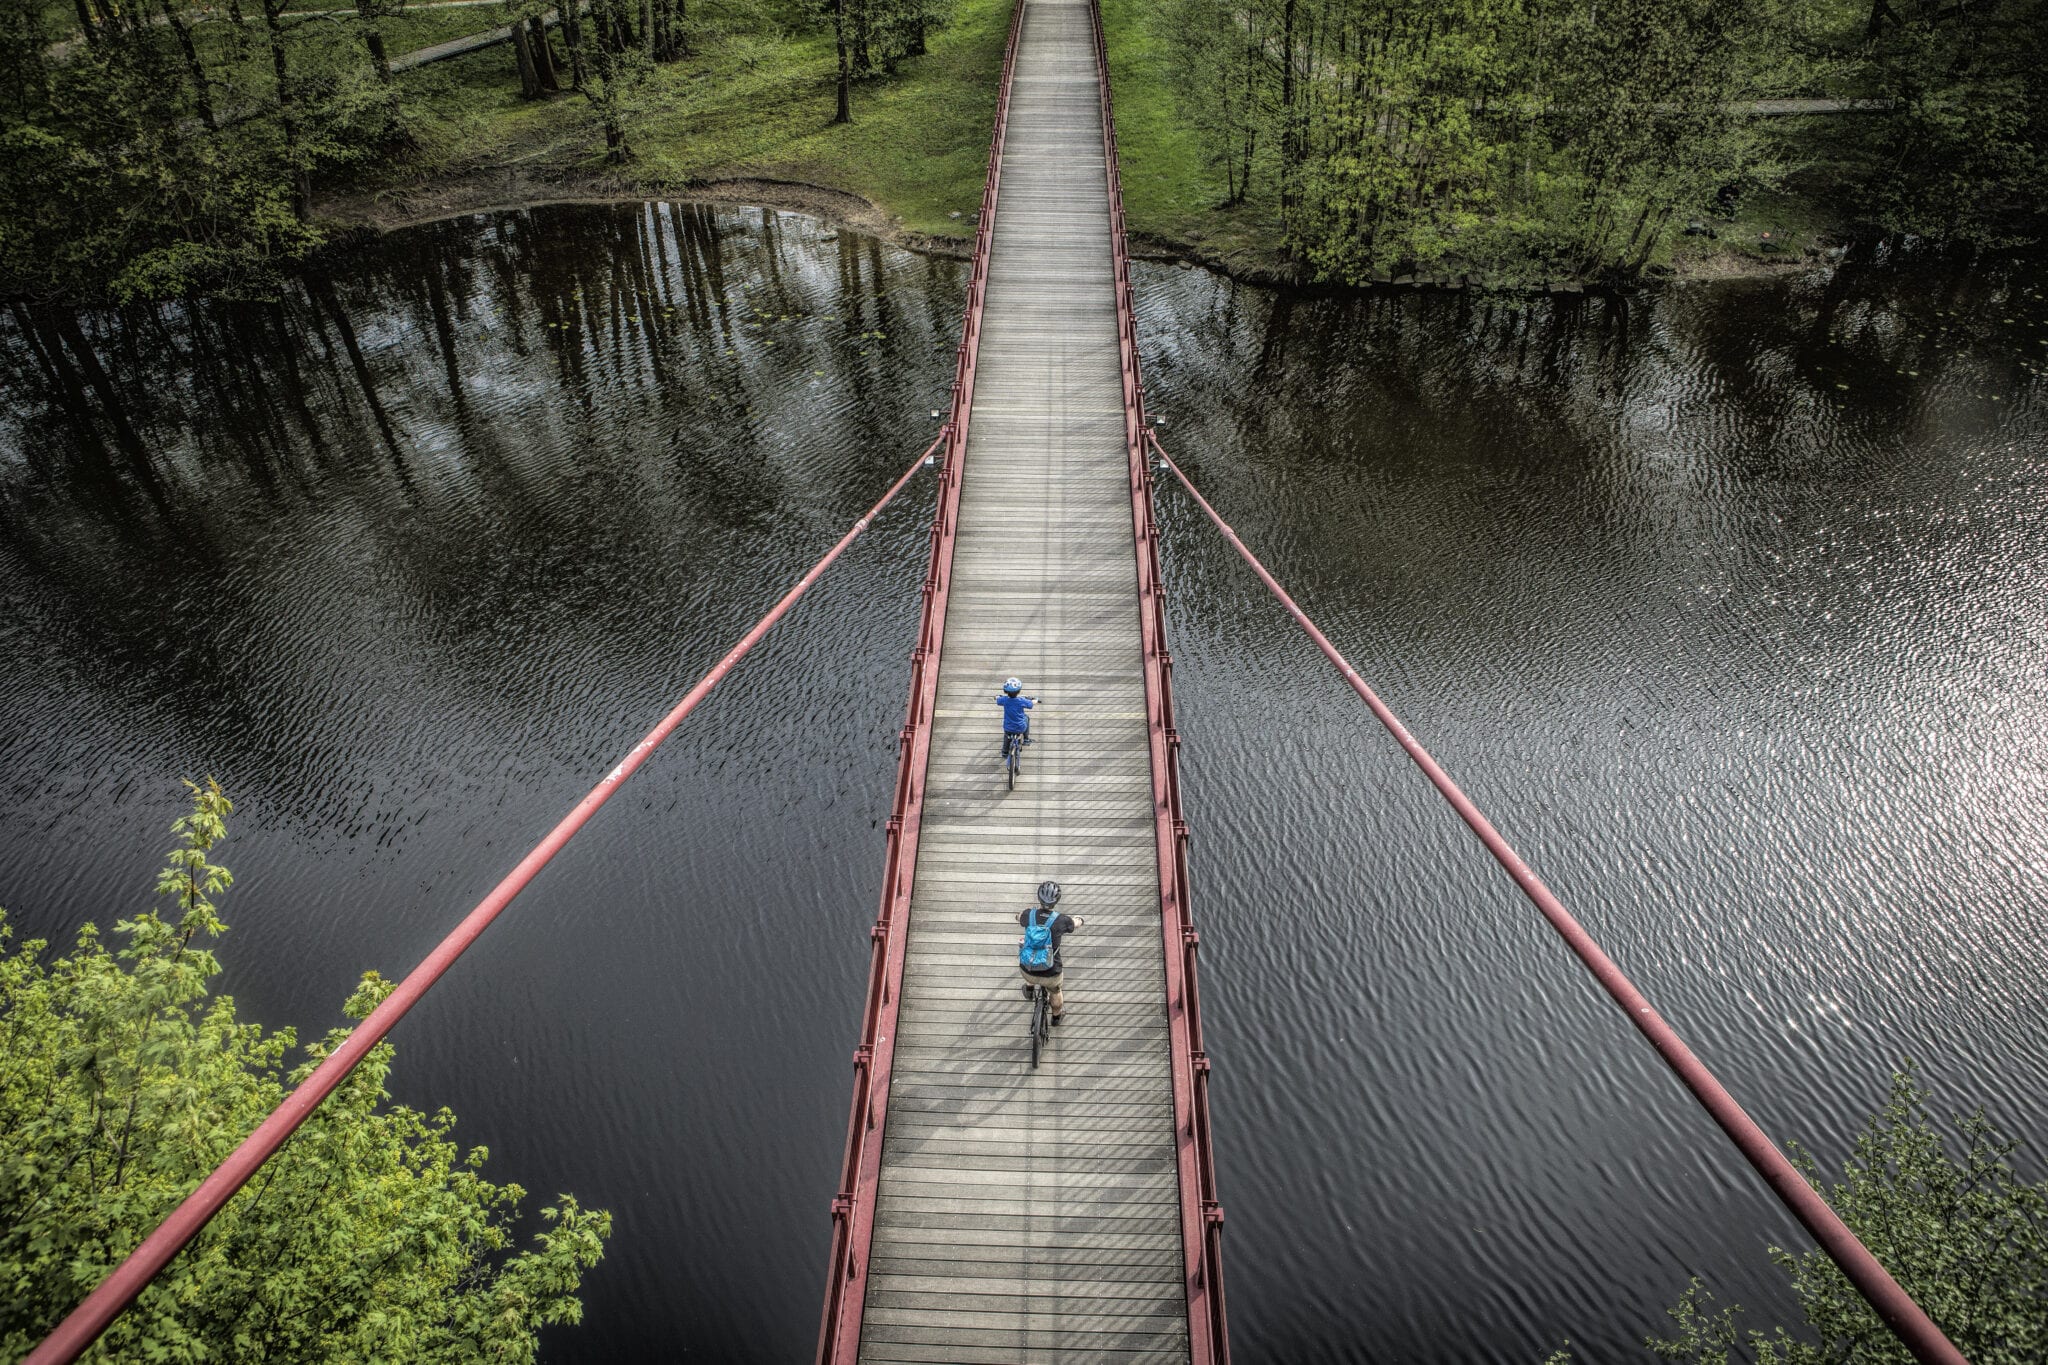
[
  {"left": 1142, "top": 0, "right": 2048, "bottom": 284},
  {"left": 0, "top": 0, "right": 962, "bottom": 300},
  {"left": 0, "top": 0, "right": 2043, "bottom": 298}
]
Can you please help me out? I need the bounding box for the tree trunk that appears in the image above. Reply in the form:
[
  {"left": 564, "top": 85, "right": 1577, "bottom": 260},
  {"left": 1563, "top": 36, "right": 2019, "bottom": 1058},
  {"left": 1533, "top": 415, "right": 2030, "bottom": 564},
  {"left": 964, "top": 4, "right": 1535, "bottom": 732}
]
[
  {"left": 223, "top": 0, "right": 250, "bottom": 58},
  {"left": 512, "top": 19, "right": 543, "bottom": 98},
  {"left": 560, "top": 2, "right": 585, "bottom": 87},
  {"left": 581, "top": 0, "right": 631, "bottom": 161},
  {"left": 353, "top": 0, "right": 394, "bottom": 85},
  {"left": 639, "top": 0, "right": 652, "bottom": 58},
  {"left": 651, "top": 0, "right": 679, "bottom": 61},
  {"left": 261, "top": 0, "right": 309, "bottom": 219},
  {"left": 1280, "top": 0, "right": 1298, "bottom": 218},
  {"left": 529, "top": 16, "right": 559, "bottom": 89},
  {"left": 162, "top": 1, "right": 216, "bottom": 130},
  {"left": 832, "top": 0, "right": 850, "bottom": 122}
]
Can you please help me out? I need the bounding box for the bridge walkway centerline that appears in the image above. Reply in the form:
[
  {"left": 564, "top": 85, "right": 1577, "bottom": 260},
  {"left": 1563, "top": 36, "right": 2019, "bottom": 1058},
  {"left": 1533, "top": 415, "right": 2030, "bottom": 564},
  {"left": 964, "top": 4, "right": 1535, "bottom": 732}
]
[{"left": 820, "top": 0, "right": 1216, "bottom": 1360}]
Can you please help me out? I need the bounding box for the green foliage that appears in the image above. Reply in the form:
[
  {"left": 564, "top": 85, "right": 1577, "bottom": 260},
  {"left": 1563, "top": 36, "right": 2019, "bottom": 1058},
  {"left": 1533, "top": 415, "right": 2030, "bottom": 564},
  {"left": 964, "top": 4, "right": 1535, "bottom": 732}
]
[
  {"left": 843, "top": 0, "right": 943, "bottom": 79},
  {"left": 0, "top": 0, "right": 979, "bottom": 296},
  {"left": 0, "top": 0, "right": 397, "bottom": 298},
  {"left": 1648, "top": 1068, "right": 2046, "bottom": 1365},
  {"left": 0, "top": 779, "right": 610, "bottom": 1362},
  {"left": 367, "top": 0, "right": 996, "bottom": 239},
  {"left": 1140, "top": 0, "right": 2045, "bottom": 284},
  {"left": 1850, "top": 0, "right": 2048, "bottom": 246}
]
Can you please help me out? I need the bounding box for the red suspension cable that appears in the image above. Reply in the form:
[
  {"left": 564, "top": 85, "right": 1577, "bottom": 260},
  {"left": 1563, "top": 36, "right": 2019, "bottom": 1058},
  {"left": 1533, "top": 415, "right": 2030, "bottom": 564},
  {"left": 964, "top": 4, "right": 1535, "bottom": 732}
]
[
  {"left": 1145, "top": 430, "right": 1968, "bottom": 1365},
  {"left": 27, "top": 436, "right": 947, "bottom": 1365}
]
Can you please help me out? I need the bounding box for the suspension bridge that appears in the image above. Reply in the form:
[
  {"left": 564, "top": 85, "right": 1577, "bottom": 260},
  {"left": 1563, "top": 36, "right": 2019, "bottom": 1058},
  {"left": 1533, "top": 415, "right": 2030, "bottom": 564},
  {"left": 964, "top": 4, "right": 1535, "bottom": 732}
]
[{"left": 23, "top": 1, "right": 1977, "bottom": 1363}]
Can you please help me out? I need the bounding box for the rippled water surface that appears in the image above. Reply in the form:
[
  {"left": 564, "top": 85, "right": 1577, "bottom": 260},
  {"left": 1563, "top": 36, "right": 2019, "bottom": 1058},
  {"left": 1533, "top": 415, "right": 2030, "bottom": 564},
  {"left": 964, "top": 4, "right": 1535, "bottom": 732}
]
[{"left": 3, "top": 207, "right": 2045, "bottom": 1362}]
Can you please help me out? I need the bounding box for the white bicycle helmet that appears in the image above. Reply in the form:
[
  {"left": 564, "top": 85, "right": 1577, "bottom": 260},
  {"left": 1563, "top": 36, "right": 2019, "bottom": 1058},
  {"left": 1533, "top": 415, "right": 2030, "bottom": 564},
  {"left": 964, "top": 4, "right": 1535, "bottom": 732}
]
[{"left": 1003, "top": 677, "right": 1023, "bottom": 694}]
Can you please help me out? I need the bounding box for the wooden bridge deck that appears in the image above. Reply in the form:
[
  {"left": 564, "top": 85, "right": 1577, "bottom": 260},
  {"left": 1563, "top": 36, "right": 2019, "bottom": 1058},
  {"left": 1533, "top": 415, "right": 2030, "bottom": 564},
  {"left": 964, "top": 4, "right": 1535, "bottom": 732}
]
[{"left": 853, "top": 0, "right": 1191, "bottom": 1359}]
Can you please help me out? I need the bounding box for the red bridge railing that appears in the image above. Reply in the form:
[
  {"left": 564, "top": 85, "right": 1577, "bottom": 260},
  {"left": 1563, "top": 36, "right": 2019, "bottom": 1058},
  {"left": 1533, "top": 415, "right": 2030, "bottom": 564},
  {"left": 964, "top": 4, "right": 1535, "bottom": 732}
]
[
  {"left": 1088, "top": 0, "right": 1231, "bottom": 1358},
  {"left": 27, "top": 438, "right": 946, "bottom": 1365},
  {"left": 1145, "top": 431, "right": 1967, "bottom": 1365},
  {"left": 813, "top": 0, "right": 1027, "bottom": 1357}
]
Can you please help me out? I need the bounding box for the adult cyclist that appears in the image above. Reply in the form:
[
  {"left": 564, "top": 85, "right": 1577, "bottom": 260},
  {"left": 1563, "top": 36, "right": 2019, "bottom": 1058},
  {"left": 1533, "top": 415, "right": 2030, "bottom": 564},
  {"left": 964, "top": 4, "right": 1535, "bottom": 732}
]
[
  {"left": 995, "top": 677, "right": 1036, "bottom": 766},
  {"left": 1018, "top": 880, "right": 1083, "bottom": 1023}
]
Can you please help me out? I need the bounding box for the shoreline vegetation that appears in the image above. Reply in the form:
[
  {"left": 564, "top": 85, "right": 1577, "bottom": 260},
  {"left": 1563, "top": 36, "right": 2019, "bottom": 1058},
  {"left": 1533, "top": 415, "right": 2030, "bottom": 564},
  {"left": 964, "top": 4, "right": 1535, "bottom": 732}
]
[
  {"left": 0, "top": 782, "right": 611, "bottom": 1360},
  {"left": 2, "top": 0, "right": 2041, "bottom": 302}
]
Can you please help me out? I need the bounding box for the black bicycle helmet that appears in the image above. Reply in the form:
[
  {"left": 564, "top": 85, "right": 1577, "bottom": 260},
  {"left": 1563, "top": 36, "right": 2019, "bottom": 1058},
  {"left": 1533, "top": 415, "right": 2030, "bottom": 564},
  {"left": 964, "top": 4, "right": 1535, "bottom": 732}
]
[{"left": 1036, "top": 880, "right": 1062, "bottom": 907}]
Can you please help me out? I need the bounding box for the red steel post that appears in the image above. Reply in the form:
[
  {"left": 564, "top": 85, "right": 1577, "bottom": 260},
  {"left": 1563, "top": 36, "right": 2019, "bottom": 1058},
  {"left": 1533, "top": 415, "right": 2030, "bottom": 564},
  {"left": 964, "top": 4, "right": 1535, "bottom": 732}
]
[
  {"left": 1146, "top": 431, "right": 1968, "bottom": 1365},
  {"left": 1088, "top": 1, "right": 1230, "bottom": 1359},
  {"left": 813, "top": 2, "right": 1027, "bottom": 1359},
  {"left": 27, "top": 438, "right": 945, "bottom": 1365}
]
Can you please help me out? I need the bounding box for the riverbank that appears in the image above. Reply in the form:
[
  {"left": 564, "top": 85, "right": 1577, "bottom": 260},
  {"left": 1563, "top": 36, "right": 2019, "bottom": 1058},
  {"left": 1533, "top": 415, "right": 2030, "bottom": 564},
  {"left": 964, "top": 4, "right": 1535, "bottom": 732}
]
[
  {"left": 1097, "top": 0, "right": 1859, "bottom": 289},
  {"left": 315, "top": 0, "right": 1866, "bottom": 293},
  {"left": 319, "top": 165, "right": 1841, "bottom": 295},
  {"left": 16, "top": 0, "right": 2037, "bottom": 302},
  {"left": 321, "top": 0, "right": 1009, "bottom": 246},
  {"left": 317, "top": 172, "right": 978, "bottom": 261}
]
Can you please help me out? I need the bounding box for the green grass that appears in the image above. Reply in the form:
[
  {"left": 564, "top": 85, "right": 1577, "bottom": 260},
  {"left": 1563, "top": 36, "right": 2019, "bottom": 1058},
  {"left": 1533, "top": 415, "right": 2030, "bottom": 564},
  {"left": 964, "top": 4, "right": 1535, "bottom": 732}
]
[
  {"left": 1099, "top": 0, "right": 1279, "bottom": 266},
  {"left": 377, "top": 8, "right": 514, "bottom": 50},
  {"left": 353, "top": 0, "right": 1008, "bottom": 239},
  {"left": 1661, "top": 181, "right": 1845, "bottom": 273},
  {"left": 344, "top": 0, "right": 1870, "bottom": 285},
  {"left": 181, "top": 8, "right": 506, "bottom": 96}
]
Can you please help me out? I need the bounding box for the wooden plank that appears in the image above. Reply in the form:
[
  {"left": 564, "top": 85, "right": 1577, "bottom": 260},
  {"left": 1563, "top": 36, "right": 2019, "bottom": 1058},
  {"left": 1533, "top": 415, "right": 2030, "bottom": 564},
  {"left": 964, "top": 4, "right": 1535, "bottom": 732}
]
[
  {"left": 870, "top": 1225, "right": 1185, "bottom": 1252},
  {"left": 861, "top": 1344, "right": 1187, "bottom": 1365},
  {"left": 862, "top": 1320, "right": 1187, "bottom": 1349},
  {"left": 871, "top": 1277, "right": 1182, "bottom": 1302}
]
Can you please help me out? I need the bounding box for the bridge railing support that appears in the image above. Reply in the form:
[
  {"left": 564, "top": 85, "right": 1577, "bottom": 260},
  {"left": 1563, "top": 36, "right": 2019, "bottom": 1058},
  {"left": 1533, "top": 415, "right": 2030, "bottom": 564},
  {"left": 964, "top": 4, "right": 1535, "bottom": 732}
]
[
  {"left": 1086, "top": 1, "right": 1231, "bottom": 1360},
  {"left": 814, "top": 0, "right": 1029, "bottom": 1359},
  {"left": 1145, "top": 428, "right": 1970, "bottom": 1365},
  {"left": 27, "top": 444, "right": 945, "bottom": 1365}
]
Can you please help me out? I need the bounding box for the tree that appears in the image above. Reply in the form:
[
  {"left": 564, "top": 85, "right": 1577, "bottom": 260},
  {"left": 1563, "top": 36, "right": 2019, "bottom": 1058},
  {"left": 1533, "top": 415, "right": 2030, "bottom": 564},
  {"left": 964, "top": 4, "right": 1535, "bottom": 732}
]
[
  {"left": 0, "top": 780, "right": 611, "bottom": 1362},
  {"left": 574, "top": 0, "right": 640, "bottom": 159},
  {"left": 353, "top": 0, "right": 402, "bottom": 96},
  {"left": 1648, "top": 1067, "right": 2046, "bottom": 1365},
  {"left": 830, "top": 0, "right": 851, "bottom": 122},
  {"left": 1152, "top": 0, "right": 1829, "bottom": 285},
  {"left": 0, "top": 0, "right": 400, "bottom": 298},
  {"left": 1850, "top": 0, "right": 2047, "bottom": 246},
  {"left": 510, "top": 0, "right": 562, "bottom": 99}
]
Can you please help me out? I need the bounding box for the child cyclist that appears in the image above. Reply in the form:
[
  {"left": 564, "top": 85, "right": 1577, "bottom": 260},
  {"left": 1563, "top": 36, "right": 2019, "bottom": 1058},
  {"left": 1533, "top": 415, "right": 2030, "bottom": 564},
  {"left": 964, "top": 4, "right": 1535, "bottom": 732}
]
[{"left": 995, "top": 677, "right": 1036, "bottom": 764}]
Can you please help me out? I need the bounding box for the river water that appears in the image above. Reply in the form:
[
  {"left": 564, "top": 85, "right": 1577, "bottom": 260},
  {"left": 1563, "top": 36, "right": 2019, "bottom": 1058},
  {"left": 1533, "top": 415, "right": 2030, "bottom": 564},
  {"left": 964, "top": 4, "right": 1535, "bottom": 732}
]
[{"left": 2, "top": 205, "right": 2044, "bottom": 1362}]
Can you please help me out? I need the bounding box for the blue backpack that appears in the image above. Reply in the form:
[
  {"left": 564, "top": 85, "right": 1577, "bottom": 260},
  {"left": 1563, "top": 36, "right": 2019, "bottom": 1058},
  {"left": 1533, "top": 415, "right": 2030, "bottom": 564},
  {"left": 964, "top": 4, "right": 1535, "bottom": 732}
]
[{"left": 1019, "top": 908, "right": 1057, "bottom": 972}]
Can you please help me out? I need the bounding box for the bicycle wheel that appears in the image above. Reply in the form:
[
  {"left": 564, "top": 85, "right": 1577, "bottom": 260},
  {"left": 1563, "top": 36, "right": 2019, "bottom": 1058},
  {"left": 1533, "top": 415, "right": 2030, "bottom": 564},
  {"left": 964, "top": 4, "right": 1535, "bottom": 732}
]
[
  {"left": 1030, "top": 987, "right": 1046, "bottom": 1068},
  {"left": 1008, "top": 743, "right": 1018, "bottom": 790}
]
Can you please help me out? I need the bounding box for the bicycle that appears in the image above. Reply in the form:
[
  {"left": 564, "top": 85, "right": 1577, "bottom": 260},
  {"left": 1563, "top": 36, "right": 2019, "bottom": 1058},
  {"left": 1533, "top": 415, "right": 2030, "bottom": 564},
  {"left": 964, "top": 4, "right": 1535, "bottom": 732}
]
[
  {"left": 1002, "top": 729, "right": 1028, "bottom": 790},
  {"left": 1027, "top": 980, "right": 1052, "bottom": 1068}
]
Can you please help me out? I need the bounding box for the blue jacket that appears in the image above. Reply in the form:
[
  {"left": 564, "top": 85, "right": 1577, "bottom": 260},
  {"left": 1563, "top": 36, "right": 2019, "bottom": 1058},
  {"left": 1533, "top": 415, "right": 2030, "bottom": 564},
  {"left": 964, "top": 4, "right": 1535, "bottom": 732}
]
[{"left": 995, "top": 693, "right": 1035, "bottom": 733}]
